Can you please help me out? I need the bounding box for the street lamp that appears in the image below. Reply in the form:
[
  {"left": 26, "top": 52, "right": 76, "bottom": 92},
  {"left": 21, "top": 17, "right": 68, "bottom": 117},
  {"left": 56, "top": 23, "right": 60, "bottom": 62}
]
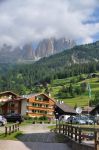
[{"left": 55, "top": 112, "right": 58, "bottom": 130}]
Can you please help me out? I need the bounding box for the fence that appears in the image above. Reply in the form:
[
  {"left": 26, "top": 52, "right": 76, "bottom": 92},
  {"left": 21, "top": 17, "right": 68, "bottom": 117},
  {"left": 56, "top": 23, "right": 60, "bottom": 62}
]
[
  {"left": 95, "top": 131, "right": 99, "bottom": 150},
  {"left": 57, "top": 124, "right": 82, "bottom": 143},
  {"left": 56, "top": 124, "right": 99, "bottom": 150},
  {"left": 5, "top": 122, "right": 19, "bottom": 136}
]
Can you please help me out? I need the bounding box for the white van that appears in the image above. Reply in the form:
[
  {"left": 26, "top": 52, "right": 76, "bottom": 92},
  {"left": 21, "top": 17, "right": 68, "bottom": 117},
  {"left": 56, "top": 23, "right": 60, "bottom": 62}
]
[{"left": 59, "top": 115, "right": 70, "bottom": 122}]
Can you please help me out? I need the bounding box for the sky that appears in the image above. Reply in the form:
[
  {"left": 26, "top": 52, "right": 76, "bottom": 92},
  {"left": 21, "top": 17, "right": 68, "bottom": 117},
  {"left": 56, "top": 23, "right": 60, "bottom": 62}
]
[{"left": 0, "top": 0, "right": 99, "bottom": 47}]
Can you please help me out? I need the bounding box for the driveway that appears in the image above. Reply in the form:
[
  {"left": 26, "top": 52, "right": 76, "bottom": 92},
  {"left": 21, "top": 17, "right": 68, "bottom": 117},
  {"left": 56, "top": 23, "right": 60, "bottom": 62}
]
[{"left": 0, "top": 124, "right": 71, "bottom": 150}]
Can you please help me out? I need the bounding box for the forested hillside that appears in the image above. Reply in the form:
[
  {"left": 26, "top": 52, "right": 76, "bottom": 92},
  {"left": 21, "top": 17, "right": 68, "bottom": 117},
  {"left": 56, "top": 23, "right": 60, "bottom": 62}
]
[{"left": 0, "top": 41, "right": 99, "bottom": 96}]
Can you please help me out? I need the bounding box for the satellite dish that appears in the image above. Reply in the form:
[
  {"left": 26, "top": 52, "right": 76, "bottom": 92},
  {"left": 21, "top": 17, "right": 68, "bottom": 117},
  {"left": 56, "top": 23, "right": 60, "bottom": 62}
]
[{"left": 76, "top": 107, "right": 82, "bottom": 114}]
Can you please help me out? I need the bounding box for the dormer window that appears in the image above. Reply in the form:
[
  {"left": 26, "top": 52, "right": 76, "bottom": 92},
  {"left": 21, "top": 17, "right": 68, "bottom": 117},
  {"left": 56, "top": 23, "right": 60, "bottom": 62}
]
[{"left": 9, "top": 102, "right": 15, "bottom": 107}]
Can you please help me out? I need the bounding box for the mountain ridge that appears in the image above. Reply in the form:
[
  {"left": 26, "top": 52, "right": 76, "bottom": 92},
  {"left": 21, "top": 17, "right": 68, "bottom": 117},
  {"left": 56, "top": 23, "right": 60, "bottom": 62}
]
[{"left": 0, "top": 37, "right": 76, "bottom": 63}]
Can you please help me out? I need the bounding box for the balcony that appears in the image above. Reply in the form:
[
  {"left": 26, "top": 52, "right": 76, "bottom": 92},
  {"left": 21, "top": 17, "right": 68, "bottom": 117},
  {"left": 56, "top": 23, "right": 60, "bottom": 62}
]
[
  {"left": 27, "top": 106, "right": 54, "bottom": 112},
  {"left": 28, "top": 99, "right": 50, "bottom": 105},
  {"left": 27, "top": 112, "right": 54, "bottom": 117}
]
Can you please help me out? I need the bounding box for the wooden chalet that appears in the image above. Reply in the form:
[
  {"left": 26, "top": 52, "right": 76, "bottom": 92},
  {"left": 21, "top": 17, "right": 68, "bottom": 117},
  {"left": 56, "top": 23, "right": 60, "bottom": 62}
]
[
  {"left": 23, "top": 93, "right": 55, "bottom": 119},
  {"left": 0, "top": 91, "right": 25, "bottom": 115},
  {"left": 54, "top": 102, "right": 76, "bottom": 119},
  {"left": 0, "top": 91, "right": 77, "bottom": 120}
]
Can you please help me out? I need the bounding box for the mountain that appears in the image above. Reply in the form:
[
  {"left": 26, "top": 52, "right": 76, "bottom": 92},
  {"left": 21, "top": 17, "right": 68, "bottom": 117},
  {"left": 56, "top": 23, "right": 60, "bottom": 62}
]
[
  {"left": 0, "top": 37, "right": 76, "bottom": 63},
  {"left": 35, "top": 40, "right": 99, "bottom": 67},
  {"left": 35, "top": 37, "right": 75, "bottom": 58},
  {"left": 0, "top": 40, "right": 99, "bottom": 94}
]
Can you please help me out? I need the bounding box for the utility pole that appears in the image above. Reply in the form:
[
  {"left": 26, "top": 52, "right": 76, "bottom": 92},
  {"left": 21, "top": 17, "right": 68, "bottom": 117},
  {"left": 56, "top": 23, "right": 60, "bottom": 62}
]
[
  {"left": 87, "top": 82, "right": 91, "bottom": 113},
  {"left": 87, "top": 82, "right": 92, "bottom": 126}
]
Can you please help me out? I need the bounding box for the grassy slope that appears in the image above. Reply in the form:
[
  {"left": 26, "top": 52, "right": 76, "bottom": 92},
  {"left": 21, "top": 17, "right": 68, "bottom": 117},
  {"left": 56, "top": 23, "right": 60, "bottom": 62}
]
[
  {"left": 0, "top": 131, "right": 22, "bottom": 140},
  {"left": 50, "top": 75, "right": 99, "bottom": 108}
]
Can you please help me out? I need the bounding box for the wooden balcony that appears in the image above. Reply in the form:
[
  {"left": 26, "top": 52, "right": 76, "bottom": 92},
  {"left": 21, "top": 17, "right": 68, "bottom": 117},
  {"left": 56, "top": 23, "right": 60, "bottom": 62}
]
[
  {"left": 27, "top": 103, "right": 53, "bottom": 108},
  {"left": 27, "top": 106, "right": 54, "bottom": 112},
  {"left": 28, "top": 99, "right": 50, "bottom": 105},
  {"left": 27, "top": 112, "right": 54, "bottom": 118}
]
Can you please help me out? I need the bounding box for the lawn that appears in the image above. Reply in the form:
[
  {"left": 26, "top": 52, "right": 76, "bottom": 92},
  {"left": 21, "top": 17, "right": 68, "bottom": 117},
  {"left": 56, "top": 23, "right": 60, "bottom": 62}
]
[
  {"left": 62, "top": 96, "right": 89, "bottom": 107},
  {"left": 0, "top": 131, "right": 22, "bottom": 140},
  {"left": 50, "top": 74, "right": 99, "bottom": 107}
]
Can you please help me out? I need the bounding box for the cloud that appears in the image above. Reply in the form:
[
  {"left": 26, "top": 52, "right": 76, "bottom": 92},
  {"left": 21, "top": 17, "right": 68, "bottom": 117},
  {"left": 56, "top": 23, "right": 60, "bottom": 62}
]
[{"left": 0, "top": 0, "right": 99, "bottom": 46}]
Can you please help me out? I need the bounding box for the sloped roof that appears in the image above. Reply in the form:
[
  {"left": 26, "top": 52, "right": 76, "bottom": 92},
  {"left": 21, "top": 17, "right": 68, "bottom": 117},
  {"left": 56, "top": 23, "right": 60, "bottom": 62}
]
[
  {"left": 22, "top": 93, "right": 56, "bottom": 103},
  {"left": 90, "top": 104, "right": 98, "bottom": 114},
  {"left": 56, "top": 102, "right": 76, "bottom": 114},
  {"left": 82, "top": 106, "right": 93, "bottom": 112},
  {"left": 0, "top": 91, "right": 20, "bottom": 97},
  {"left": 0, "top": 91, "right": 25, "bottom": 103}
]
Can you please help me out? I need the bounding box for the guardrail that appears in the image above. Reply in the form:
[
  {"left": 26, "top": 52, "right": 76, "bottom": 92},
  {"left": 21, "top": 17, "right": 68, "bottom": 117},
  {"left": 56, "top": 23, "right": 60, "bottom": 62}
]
[
  {"left": 56, "top": 124, "right": 99, "bottom": 150},
  {"left": 5, "top": 122, "right": 19, "bottom": 136}
]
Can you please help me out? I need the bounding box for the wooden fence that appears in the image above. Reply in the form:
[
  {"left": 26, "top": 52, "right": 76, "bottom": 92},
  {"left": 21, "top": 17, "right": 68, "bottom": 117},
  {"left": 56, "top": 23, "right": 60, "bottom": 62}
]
[
  {"left": 57, "top": 124, "right": 82, "bottom": 143},
  {"left": 56, "top": 124, "right": 99, "bottom": 150},
  {"left": 95, "top": 131, "right": 99, "bottom": 150},
  {"left": 5, "top": 122, "right": 19, "bottom": 136}
]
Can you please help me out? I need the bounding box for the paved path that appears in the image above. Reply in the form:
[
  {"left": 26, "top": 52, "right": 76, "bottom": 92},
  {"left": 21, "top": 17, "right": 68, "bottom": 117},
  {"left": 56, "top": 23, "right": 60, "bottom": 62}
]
[
  {"left": 0, "top": 141, "right": 71, "bottom": 150},
  {"left": 19, "top": 124, "right": 58, "bottom": 143},
  {"left": 0, "top": 124, "right": 71, "bottom": 150}
]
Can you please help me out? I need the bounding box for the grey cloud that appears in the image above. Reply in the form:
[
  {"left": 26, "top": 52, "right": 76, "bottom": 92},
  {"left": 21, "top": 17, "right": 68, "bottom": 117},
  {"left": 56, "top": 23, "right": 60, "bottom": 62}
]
[{"left": 0, "top": 0, "right": 98, "bottom": 46}]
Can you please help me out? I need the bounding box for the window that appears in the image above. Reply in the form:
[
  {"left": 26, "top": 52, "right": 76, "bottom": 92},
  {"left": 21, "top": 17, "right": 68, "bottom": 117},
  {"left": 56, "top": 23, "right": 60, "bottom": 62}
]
[
  {"left": 35, "top": 96, "right": 43, "bottom": 101},
  {"left": 32, "top": 110, "right": 36, "bottom": 113},
  {"left": 11, "top": 103, "right": 15, "bottom": 107},
  {"left": 45, "top": 111, "right": 47, "bottom": 114},
  {"left": 32, "top": 103, "right": 37, "bottom": 107},
  {"left": 11, "top": 110, "right": 15, "bottom": 114},
  {"left": 45, "top": 105, "right": 48, "bottom": 108},
  {"left": 9, "top": 102, "right": 15, "bottom": 107},
  {"left": 32, "top": 103, "right": 35, "bottom": 106},
  {"left": 40, "top": 104, "right": 42, "bottom": 107}
]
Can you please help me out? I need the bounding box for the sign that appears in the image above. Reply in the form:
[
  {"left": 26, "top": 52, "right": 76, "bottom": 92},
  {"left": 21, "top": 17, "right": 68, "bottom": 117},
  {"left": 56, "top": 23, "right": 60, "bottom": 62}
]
[{"left": 76, "top": 107, "right": 82, "bottom": 114}]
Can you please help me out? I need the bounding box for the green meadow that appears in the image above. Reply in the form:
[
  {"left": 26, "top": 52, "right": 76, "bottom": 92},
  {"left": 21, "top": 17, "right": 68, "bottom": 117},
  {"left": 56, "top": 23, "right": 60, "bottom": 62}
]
[{"left": 50, "top": 74, "right": 99, "bottom": 108}]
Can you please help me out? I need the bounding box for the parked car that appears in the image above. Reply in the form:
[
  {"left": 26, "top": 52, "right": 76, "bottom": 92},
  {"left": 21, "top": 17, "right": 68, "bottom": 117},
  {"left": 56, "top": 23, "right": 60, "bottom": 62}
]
[
  {"left": 82, "top": 132, "right": 94, "bottom": 140},
  {"left": 59, "top": 115, "right": 70, "bottom": 122},
  {"left": 67, "top": 116, "right": 77, "bottom": 124},
  {"left": 75, "top": 117, "right": 86, "bottom": 125},
  {"left": 5, "top": 114, "right": 24, "bottom": 123},
  {"left": 86, "top": 119, "right": 94, "bottom": 125},
  {"left": 0, "top": 115, "right": 7, "bottom": 126},
  {"left": 81, "top": 115, "right": 94, "bottom": 125},
  {"left": 67, "top": 116, "right": 86, "bottom": 124}
]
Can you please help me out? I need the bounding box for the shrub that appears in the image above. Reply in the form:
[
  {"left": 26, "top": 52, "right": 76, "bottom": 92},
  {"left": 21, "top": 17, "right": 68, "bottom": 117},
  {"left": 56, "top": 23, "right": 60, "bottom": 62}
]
[
  {"left": 39, "top": 116, "right": 48, "bottom": 121},
  {"left": 23, "top": 115, "right": 32, "bottom": 120}
]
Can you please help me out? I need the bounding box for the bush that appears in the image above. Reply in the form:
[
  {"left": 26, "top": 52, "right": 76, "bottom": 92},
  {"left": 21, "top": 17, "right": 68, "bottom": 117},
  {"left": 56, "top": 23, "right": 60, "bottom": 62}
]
[
  {"left": 32, "top": 121, "right": 35, "bottom": 124},
  {"left": 33, "top": 117, "right": 38, "bottom": 121},
  {"left": 23, "top": 115, "right": 32, "bottom": 120},
  {"left": 39, "top": 116, "right": 48, "bottom": 121}
]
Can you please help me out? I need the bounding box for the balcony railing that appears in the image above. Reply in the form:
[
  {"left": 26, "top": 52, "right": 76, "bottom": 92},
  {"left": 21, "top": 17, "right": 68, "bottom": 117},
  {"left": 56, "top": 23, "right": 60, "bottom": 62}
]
[
  {"left": 27, "top": 112, "right": 54, "bottom": 117},
  {"left": 27, "top": 106, "right": 54, "bottom": 112}
]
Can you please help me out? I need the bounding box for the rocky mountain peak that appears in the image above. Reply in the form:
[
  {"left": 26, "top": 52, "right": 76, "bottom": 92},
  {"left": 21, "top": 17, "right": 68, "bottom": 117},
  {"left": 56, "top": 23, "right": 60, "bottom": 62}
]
[
  {"left": 0, "top": 37, "right": 76, "bottom": 63},
  {"left": 35, "top": 37, "right": 76, "bottom": 58}
]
